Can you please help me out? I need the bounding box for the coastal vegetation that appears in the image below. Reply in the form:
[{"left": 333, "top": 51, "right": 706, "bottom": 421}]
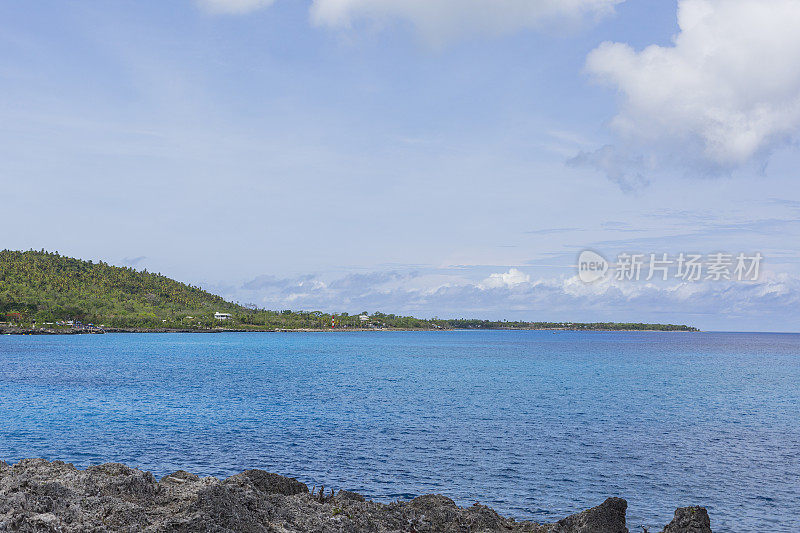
[{"left": 0, "top": 250, "right": 698, "bottom": 332}]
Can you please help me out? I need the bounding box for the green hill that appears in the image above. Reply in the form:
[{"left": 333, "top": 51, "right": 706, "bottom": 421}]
[
  {"left": 0, "top": 250, "right": 433, "bottom": 330},
  {"left": 0, "top": 249, "right": 698, "bottom": 332},
  {"left": 0, "top": 250, "right": 239, "bottom": 328}
]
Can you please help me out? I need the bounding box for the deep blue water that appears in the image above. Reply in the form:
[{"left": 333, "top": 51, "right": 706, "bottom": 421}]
[{"left": 0, "top": 331, "right": 798, "bottom": 531}]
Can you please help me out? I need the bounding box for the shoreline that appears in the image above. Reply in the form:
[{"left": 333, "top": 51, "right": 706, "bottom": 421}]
[
  {"left": 1, "top": 326, "right": 701, "bottom": 335},
  {"left": 0, "top": 458, "right": 712, "bottom": 532}
]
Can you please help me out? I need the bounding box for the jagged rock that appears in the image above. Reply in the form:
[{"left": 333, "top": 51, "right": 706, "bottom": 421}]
[
  {"left": 225, "top": 469, "right": 308, "bottom": 496},
  {"left": 661, "top": 506, "right": 712, "bottom": 533},
  {"left": 548, "top": 497, "right": 628, "bottom": 533},
  {"left": 335, "top": 489, "right": 365, "bottom": 502},
  {"left": 161, "top": 471, "right": 201, "bottom": 485},
  {"left": 0, "top": 459, "right": 712, "bottom": 532}
]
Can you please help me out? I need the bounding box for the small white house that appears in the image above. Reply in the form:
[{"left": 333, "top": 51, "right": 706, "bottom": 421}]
[
  {"left": 359, "top": 314, "right": 370, "bottom": 323},
  {"left": 214, "top": 312, "right": 232, "bottom": 321}
]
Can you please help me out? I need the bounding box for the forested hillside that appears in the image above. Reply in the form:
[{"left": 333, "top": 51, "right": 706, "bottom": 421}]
[
  {"left": 0, "top": 250, "right": 436, "bottom": 329},
  {"left": 0, "top": 250, "right": 237, "bottom": 328}
]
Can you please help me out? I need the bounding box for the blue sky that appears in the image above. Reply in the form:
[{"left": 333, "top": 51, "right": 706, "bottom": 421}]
[{"left": 2, "top": 0, "right": 800, "bottom": 331}]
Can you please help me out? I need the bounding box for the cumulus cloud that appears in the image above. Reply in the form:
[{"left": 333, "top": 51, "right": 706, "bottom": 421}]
[
  {"left": 310, "top": 0, "right": 624, "bottom": 42},
  {"left": 197, "top": 0, "right": 275, "bottom": 15},
  {"left": 480, "top": 268, "right": 530, "bottom": 289},
  {"left": 585, "top": 0, "right": 800, "bottom": 174}
]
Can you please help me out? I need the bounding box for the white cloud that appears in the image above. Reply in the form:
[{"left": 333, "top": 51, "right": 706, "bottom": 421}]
[
  {"left": 585, "top": 0, "right": 800, "bottom": 170},
  {"left": 197, "top": 0, "right": 275, "bottom": 15},
  {"left": 480, "top": 268, "right": 530, "bottom": 289},
  {"left": 310, "top": 0, "right": 624, "bottom": 43}
]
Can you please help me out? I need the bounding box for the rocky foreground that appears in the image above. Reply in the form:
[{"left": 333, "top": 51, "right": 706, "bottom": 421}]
[{"left": 0, "top": 459, "right": 712, "bottom": 532}]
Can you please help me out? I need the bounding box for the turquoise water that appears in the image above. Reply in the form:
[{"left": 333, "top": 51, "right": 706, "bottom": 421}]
[{"left": 0, "top": 331, "right": 798, "bottom": 531}]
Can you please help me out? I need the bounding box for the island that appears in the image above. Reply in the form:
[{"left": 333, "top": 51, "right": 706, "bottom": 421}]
[{"left": 0, "top": 250, "right": 699, "bottom": 334}]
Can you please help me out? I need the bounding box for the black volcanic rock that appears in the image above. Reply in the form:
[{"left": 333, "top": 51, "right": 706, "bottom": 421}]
[
  {"left": 550, "top": 497, "right": 629, "bottom": 533},
  {"left": 661, "top": 506, "right": 712, "bottom": 533},
  {"left": 0, "top": 459, "right": 712, "bottom": 532},
  {"left": 226, "top": 469, "right": 309, "bottom": 496}
]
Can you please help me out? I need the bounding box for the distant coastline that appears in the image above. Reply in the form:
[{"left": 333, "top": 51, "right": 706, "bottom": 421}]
[
  {"left": 1, "top": 250, "right": 699, "bottom": 335},
  {"left": 1, "top": 325, "right": 700, "bottom": 335}
]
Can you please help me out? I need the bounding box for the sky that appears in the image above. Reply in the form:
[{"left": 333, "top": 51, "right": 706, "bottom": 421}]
[{"left": 2, "top": 0, "right": 800, "bottom": 331}]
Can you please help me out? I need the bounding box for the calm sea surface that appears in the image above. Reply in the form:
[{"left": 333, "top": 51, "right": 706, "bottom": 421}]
[{"left": 1, "top": 331, "right": 798, "bottom": 531}]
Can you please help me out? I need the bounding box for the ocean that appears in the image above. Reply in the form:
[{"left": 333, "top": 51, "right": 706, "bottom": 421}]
[{"left": 1, "top": 331, "right": 798, "bottom": 531}]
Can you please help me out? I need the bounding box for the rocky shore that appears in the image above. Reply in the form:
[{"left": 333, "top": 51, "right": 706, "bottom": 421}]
[{"left": 0, "top": 459, "right": 712, "bottom": 532}]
